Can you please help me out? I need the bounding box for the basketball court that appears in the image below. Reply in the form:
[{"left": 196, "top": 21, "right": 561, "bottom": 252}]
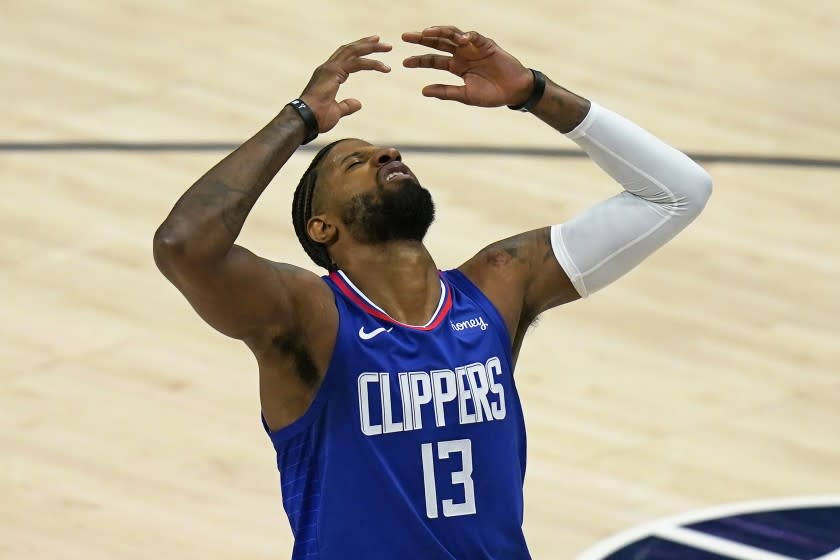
[{"left": 2, "top": 1, "right": 838, "bottom": 557}]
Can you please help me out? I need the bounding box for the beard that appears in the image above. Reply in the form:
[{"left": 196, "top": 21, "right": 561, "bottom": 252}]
[{"left": 341, "top": 179, "right": 435, "bottom": 244}]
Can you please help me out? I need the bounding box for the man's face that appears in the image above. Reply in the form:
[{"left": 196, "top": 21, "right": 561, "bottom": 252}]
[{"left": 315, "top": 139, "right": 435, "bottom": 244}]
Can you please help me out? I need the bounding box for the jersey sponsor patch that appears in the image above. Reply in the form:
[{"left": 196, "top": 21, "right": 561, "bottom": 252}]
[{"left": 450, "top": 315, "right": 489, "bottom": 332}]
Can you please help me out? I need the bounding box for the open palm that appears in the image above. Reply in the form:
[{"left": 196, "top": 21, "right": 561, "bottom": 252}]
[{"left": 402, "top": 26, "right": 534, "bottom": 107}]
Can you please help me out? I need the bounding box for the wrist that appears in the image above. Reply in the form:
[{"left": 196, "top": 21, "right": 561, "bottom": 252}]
[
  {"left": 507, "top": 69, "right": 546, "bottom": 112},
  {"left": 286, "top": 98, "right": 320, "bottom": 144},
  {"left": 256, "top": 105, "right": 308, "bottom": 147},
  {"left": 531, "top": 80, "right": 591, "bottom": 134}
]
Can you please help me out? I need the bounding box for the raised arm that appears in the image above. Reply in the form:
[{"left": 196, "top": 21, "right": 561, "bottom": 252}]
[
  {"left": 403, "top": 27, "right": 712, "bottom": 350},
  {"left": 153, "top": 36, "right": 392, "bottom": 342}
]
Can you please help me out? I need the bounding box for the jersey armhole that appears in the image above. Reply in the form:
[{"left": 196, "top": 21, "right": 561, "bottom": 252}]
[
  {"left": 260, "top": 387, "right": 330, "bottom": 444},
  {"left": 261, "top": 280, "right": 343, "bottom": 445}
]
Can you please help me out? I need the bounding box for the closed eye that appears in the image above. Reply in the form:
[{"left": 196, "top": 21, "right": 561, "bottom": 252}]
[{"left": 347, "top": 160, "right": 363, "bottom": 170}]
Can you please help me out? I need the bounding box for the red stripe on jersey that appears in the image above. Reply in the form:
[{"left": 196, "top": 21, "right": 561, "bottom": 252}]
[{"left": 329, "top": 272, "right": 452, "bottom": 331}]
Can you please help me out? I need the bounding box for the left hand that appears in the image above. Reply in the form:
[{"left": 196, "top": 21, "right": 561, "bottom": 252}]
[{"left": 402, "top": 26, "right": 533, "bottom": 107}]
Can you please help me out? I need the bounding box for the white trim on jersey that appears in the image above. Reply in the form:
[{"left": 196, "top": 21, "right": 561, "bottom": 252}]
[{"left": 336, "top": 270, "right": 447, "bottom": 328}]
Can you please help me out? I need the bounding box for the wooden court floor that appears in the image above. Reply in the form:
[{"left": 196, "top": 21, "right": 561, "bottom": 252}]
[{"left": 2, "top": 1, "right": 838, "bottom": 558}]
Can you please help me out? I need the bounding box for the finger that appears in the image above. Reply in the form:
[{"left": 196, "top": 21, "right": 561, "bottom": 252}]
[
  {"left": 418, "top": 36, "right": 459, "bottom": 53},
  {"left": 338, "top": 98, "right": 362, "bottom": 117},
  {"left": 339, "top": 43, "right": 392, "bottom": 62},
  {"left": 418, "top": 26, "right": 469, "bottom": 45},
  {"left": 401, "top": 31, "right": 424, "bottom": 44},
  {"left": 401, "top": 32, "right": 458, "bottom": 53},
  {"left": 346, "top": 57, "right": 391, "bottom": 73},
  {"left": 338, "top": 38, "right": 393, "bottom": 59},
  {"left": 331, "top": 35, "right": 380, "bottom": 56},
  {"left": 422, "top": 84, "right": 468, "bottom": 104},
  {"left": 402, "top": 54, "right": 453, "bottom": 71},
  {"left": 353, "top": 34, "right": 385, "bottom": 45}
]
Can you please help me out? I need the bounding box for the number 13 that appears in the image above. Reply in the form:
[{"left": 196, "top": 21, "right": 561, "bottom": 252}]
[{"left": 421, "top": 438, "right": 476, "bottom": 519}]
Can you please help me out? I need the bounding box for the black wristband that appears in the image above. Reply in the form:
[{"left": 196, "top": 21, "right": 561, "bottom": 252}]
[
  {"left": 288, "top": 98, "right": 319, "bottom": 144},
  {"left": 507, "top": 69, "right": 546, "bottom": 112}
]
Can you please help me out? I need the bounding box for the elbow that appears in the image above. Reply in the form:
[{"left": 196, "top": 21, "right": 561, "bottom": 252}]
[
  {"left": 694, "top": 166, "right": 713, "bottom": 206},
  {"left": 679, "top": 165, "right": 713, "bottom": 218},
  {"left": 153, "top": 223, "right": 187, "bottom": 274},
  {"left": 153, "top": 222, "right": 224, "bottom": 276}
]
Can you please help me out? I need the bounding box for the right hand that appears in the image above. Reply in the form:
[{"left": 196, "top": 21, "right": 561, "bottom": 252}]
[{"left": 299, "top": 36, "right": 392, "bottom": 132}]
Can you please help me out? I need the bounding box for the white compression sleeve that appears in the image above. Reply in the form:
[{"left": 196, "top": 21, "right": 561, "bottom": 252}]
[{"left": 550, "top": 102, "right": 713, "bottom": 298}]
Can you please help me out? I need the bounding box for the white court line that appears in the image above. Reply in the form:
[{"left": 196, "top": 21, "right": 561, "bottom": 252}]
[
  {"left": 655, "top": 526, "right": 798, "bottom": 560},
  {"left": 576, "top": 496, "right": 840, "bottom": 560}
]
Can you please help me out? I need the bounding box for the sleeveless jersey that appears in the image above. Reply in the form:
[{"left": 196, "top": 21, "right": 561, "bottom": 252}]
[{"left": 262, "top": 269, "right": 531, "bottom": 560}]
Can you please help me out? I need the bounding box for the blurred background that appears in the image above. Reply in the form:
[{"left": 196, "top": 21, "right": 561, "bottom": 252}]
[{"left": 2, "top": 1, "right": 838, "bottom": 558}]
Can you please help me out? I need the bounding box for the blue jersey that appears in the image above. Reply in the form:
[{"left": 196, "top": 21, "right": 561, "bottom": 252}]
[{"left": 262, "top": 269, "right": 531, "bottom": 559}]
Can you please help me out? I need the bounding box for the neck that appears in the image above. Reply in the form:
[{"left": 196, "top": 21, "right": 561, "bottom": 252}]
[{"left": 336, "top": 241, "right": 441, "bottom": 326}]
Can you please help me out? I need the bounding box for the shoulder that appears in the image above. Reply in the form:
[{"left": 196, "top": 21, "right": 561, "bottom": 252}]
[
  {"left": 457, "top": 230, "right": 547, "bottom": 335},
  {"left": 457, "top": 226, "right": 578, "bottom": 343},
  {"left": 272, "top": 262, "right": 334, "bottom": 306},
  {"left": 458, "top": 228, "right": 549, "bottom": 296},
  {"left": 248, "top": 261, "right": 337, "bottom": 348}
]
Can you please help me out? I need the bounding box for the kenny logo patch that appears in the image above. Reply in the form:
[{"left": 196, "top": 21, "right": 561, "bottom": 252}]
[{"left": 450, "top": 316, "right": 488, "bottom": 332}]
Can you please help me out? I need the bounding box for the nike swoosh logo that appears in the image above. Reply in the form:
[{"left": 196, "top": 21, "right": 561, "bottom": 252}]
[{"left": 358, "top": 326, "right": 393, "bottom": 340}]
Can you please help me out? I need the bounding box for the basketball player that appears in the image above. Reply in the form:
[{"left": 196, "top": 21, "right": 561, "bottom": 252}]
[{"left": 154, "top": 27, "right": 711, "bottom": 559}]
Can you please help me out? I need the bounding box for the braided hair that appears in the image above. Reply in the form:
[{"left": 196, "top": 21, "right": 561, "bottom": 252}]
[{"left": 292, "top": 139, "right": 345, "bottom": 272}]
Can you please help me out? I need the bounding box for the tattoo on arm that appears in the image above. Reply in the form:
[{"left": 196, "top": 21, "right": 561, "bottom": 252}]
[
  {"left": 158, "top": 106, "right": 305, "bottom": 255},
  {"left": 483, "top": 229, "right": 550, "bottom": 270},
  {"left": 481, "top": 228, "right": 558, "bottom": 325},
  {"left": 484, "top": 244, "right": 522, "bottom": 267},
  {"left": 531, "top": 79, "right": 591, "bottom": 134},
  {"left": 188, "top": 179, "right": 262, "bottom": 236}
]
